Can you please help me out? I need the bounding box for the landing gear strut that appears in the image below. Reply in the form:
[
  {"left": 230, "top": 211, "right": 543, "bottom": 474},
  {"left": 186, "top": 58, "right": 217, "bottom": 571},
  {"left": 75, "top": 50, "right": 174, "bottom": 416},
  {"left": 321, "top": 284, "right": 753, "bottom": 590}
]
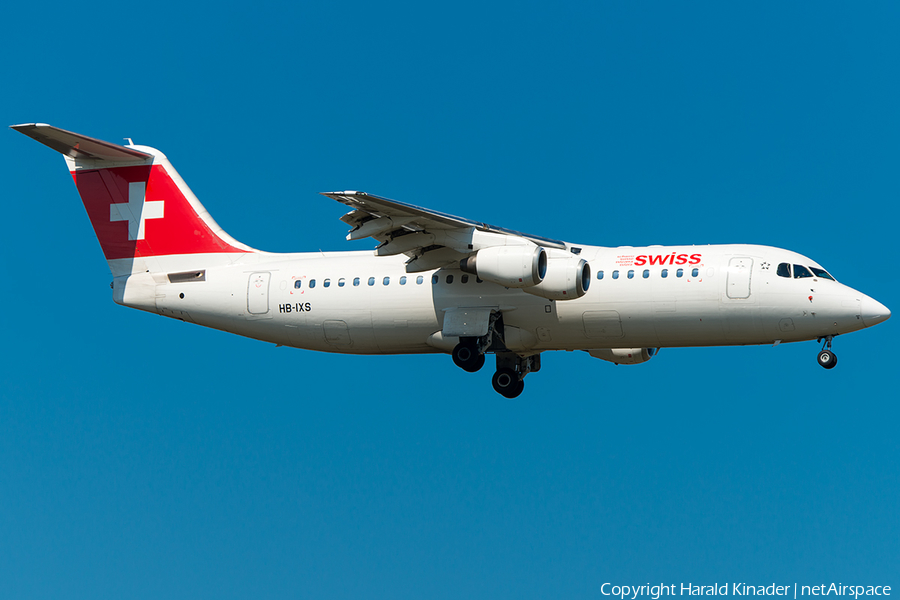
[
  {"left": 450, "top": 311, "right": 503, "bottom": 373},
  {"left": 491, "top": 352, "right": 540, "bottom": 398},
  {"left": 448, "top": 312, "right": 541, "bottom": 397},
  {"left": 492, "top": 368, "right": 523, "bottom": 398},
  {"left": 817, "top": 335, "right": 838, "bottom": 369},
  {"left": 452, "top": 339, "right": 485, "bottom": 372}
]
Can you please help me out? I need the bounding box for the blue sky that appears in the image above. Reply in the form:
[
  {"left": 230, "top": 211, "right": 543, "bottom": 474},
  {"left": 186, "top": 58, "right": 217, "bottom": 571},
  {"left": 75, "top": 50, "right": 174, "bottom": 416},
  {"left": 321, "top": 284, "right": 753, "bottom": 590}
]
[{"left": 1, "top": 1, "right": 897, "bottom": 598}]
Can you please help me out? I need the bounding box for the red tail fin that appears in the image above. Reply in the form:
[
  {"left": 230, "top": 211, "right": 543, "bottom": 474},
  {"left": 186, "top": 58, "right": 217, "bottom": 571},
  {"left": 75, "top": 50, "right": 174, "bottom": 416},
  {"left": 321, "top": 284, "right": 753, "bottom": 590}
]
[
  {"left": 12, "top": 123, "right": 252, "bottom": 268},
  {"left": 72, "top": 163, "right": 248, "bottom": 260}
]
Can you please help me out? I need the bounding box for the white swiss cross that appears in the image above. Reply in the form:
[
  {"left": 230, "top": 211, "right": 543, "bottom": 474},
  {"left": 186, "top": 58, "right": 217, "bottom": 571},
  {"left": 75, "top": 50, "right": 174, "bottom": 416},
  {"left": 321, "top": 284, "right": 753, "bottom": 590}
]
[{"left": 109, "top": 181, "right": 165, "bottom": 241}]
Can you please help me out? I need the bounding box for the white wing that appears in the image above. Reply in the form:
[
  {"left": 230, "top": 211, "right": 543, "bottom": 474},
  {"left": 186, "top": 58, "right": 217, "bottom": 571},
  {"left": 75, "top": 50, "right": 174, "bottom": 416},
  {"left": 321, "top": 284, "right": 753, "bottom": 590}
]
[{"left": 321, "top": 191, "right": 569, "bottom": 272}]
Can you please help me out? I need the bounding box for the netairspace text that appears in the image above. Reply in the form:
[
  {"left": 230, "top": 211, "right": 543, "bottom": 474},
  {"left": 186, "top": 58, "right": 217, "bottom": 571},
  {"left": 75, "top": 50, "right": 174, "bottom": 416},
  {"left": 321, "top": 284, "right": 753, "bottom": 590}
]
[{"left": 600, "top": 584, "right": 892, "bottom": 600}]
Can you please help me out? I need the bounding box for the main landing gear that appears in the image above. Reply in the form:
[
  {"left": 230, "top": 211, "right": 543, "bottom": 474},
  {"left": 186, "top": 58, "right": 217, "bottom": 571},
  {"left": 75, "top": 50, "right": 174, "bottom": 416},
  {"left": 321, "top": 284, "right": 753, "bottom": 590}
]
[
  {"left": 452, "top": 339, "right": 486, "bottom": 372},
  {"left": 449, "top": 312, "right": 539, "bottom": 397},
  {"left": 817, "top": 335, "right": 838, "bottom": 369},
  {"left": 451, "top": 310, "right": 503, "bottom": 374},
  {"left": 491, "top": 352, "right": 540, "bottom": 399}
]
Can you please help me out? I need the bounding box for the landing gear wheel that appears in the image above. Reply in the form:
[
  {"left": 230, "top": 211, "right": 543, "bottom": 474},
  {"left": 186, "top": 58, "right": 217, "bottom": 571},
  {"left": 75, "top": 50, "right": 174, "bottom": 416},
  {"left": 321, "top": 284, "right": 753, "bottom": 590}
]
[
  {"left": 817, "top": 350, "right": 838, "bottom": 369},
  {"left": 452, "top": 341, "right": 485, "bottom": 373},
  {"left": 492, "top": 368, "right": 522, "bottom": 398}
]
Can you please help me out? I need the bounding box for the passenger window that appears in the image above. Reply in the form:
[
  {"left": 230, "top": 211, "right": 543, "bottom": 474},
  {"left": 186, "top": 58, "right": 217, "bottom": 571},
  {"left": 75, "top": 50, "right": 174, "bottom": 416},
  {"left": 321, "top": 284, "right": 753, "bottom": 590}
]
[
  {"left": 461, "top": 274, "right": 469, "bottom": 283},
  {"left": 777, "top": 263, "right": 791, "bottom": 278},
  {"left": 309, "top": 279, "right": 316, "bottom": 288},
  {"left": 642, "top": 269, "right": 649, "bottom": 279},
  {"left": 446, "top": 274, "right": 454, "bottom": 284},
  {"left": 691, "top": 268, "right": 699, "bottom": 277},
  {"left": 810, "top": 267, "right": 835, "bottom": 281},
  {"left": 661, "top": 269, "right": 668, "bottom": 278},
  {"left": 612, "top": 270, "right": 619, "bottom": 279},
  {"left": 676, "top": 268, "right": 683, "bottom": 278},
  {"left": 294, "top": 280, "right": 302, "bottom": 289},
  {"left": 368, "top": 277, "right": 375, "bottom": 286},
  {"left": 338, "top": 278, "right": 345, "bottom": 287},
  {"left": 597, "top": 270, "right": 604, "bottom": 280},
  {"left": 400, "top": 276, "right": 407, "bottom": 285},
  {"left": 353, "top": 277, "right": 360, "bottom": 286},
  {"left": 432, "top": 274, "right": 438, "bottom": 284},
  {"left": 416, "top": 275, "right": 424, "bottom": 284},
  {"left": 627, "top": 270, "right": 634, "bottom": 279},
  {"left": 383, "top": 276, "right": 390, "bottom": 286},
  {"left": 793, "top": 264, "right": 813, "bottom": 279},
  {"left": 323, "top": 279, "right": 331, "bottom": 288}
]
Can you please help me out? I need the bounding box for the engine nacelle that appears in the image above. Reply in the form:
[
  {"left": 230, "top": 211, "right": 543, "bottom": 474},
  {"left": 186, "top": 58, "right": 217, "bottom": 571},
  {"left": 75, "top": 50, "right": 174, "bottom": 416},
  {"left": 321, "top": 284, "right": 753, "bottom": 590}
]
[
  {"left": 588, "top": 347, "right": 656, "bottom": 365},
  {"left": 522, "top": 256, "right": 590, "bottom": 300},
  {"left": 460, "top": 245, "right": 547, "bottom": 288}
]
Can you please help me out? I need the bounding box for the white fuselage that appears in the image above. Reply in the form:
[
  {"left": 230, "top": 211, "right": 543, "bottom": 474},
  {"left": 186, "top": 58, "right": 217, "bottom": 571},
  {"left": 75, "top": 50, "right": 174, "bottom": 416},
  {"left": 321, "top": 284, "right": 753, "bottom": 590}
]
[
  {"left": 117, "top": 243, "right": 875, "bottom": 356},
  {"left": 12, "top": 122, "right": 890, "bottom": 396}
]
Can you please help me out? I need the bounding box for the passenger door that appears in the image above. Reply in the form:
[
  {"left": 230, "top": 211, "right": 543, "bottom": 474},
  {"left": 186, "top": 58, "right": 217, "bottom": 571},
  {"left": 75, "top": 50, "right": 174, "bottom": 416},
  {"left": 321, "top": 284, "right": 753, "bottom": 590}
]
[
  {"left": 726, "top": 257, "right": 752, "bottom": 299},
  {"left": 247, "top": 272, "right": 271, "bottom": 315}
]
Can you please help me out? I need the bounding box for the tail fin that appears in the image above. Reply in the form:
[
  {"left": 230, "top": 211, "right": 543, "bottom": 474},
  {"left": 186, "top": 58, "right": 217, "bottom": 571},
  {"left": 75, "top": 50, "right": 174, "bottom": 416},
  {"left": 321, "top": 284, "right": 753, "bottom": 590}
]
[{"left": 12, "top": 123, "right": 253, "bottom": 276}]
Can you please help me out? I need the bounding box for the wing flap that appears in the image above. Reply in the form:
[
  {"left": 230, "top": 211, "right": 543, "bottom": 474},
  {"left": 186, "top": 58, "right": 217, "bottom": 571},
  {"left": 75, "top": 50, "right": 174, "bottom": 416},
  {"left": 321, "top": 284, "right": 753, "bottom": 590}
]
[
  {"left": 321, "top": 191, "right": 568, "bottom": 270},
  {"left": 324, "top": 191, "right": 475, "bottom": 230}
]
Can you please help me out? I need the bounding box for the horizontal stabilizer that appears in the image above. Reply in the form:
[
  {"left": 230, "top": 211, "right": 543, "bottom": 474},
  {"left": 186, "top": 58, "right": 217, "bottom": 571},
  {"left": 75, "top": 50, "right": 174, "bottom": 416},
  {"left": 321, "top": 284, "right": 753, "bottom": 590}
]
[{"left": 10, "top": 123, "right": 151, "bottom": 161}]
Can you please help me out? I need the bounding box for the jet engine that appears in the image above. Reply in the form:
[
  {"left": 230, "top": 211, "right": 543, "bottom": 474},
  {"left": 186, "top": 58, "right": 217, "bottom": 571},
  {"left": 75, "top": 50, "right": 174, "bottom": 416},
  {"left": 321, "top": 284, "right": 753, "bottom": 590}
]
[
  {"left": 522, "top": 256, "right": 590, "bottom": 300},
  {"left": 588, "top": 347, "right": 656, "bottom": 365},
  {"left": 460, "top": 245, "right": 547, "bottom": 288}
]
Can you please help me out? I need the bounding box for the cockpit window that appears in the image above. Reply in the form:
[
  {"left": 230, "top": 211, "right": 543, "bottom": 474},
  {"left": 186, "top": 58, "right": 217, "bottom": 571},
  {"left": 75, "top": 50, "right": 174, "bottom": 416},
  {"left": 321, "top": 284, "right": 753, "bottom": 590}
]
[
  {"left": 793, "top": 264, "right": 813, "bottom": 279},
  {"left": 809, "top": 267, "right": 835, "bottom": 281},
  {"left": 778, "top": 261, "right": 835, "bottom": 281}
]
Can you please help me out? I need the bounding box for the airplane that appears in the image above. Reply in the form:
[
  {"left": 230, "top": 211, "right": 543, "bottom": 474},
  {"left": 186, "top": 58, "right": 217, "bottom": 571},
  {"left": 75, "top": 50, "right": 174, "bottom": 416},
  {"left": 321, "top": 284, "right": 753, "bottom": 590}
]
[{"left": 12, "top": 123, "right": 891, "bottom": 397}]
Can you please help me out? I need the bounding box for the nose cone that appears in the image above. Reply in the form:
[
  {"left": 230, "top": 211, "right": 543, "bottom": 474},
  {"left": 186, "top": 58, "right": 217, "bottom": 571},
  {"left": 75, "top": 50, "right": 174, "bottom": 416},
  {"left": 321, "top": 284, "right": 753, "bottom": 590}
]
[{"left": 861, "top": 295, "right": 891, "bottom": 327}]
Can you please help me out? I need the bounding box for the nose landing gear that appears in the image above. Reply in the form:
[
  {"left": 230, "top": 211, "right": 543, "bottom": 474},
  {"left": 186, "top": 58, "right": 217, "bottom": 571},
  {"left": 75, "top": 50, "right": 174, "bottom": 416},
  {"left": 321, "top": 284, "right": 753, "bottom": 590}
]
[{"left": 817, "top": 335, "right": 838, "bottom": 369}]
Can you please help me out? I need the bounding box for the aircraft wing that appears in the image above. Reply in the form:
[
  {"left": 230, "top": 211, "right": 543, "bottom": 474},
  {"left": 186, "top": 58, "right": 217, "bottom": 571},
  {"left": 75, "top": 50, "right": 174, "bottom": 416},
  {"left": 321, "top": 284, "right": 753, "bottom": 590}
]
[{"left": 321, "top": 191, "right": 568, "bottom": 272}]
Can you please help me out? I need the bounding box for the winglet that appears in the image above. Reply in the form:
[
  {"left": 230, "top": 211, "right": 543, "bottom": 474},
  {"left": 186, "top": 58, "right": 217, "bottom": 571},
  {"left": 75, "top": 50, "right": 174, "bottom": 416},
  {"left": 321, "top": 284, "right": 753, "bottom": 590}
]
[{"left": 10, "top": 123, "right": 151, "bottom": 161}]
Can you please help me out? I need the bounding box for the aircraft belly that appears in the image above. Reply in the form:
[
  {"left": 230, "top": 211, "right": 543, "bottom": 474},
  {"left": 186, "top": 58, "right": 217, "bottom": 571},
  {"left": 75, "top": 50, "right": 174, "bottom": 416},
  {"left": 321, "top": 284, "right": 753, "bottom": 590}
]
[
  {"left": 305, "top": 310, "right": 376, "bottom": 352},
  {"left": 719, "top": 286, "right": 765, "bottom": 345},
  {"left": 720, "top": 303, "right": 765, "bottom": 344},
  {"left": 606, "top": 304, "right": 658, "bottom": 348},
  {"left": 554, "top": 299, "right": 658, "bottom": 349},
  {"left": 371, "top": 307, "right": 439, "bottom": 352},
  {"left": 652, "top": 301, "right": 726, "bottom": 346},
  {"left": 155, "top": 277, "right": 284, "bottom": 341}
]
